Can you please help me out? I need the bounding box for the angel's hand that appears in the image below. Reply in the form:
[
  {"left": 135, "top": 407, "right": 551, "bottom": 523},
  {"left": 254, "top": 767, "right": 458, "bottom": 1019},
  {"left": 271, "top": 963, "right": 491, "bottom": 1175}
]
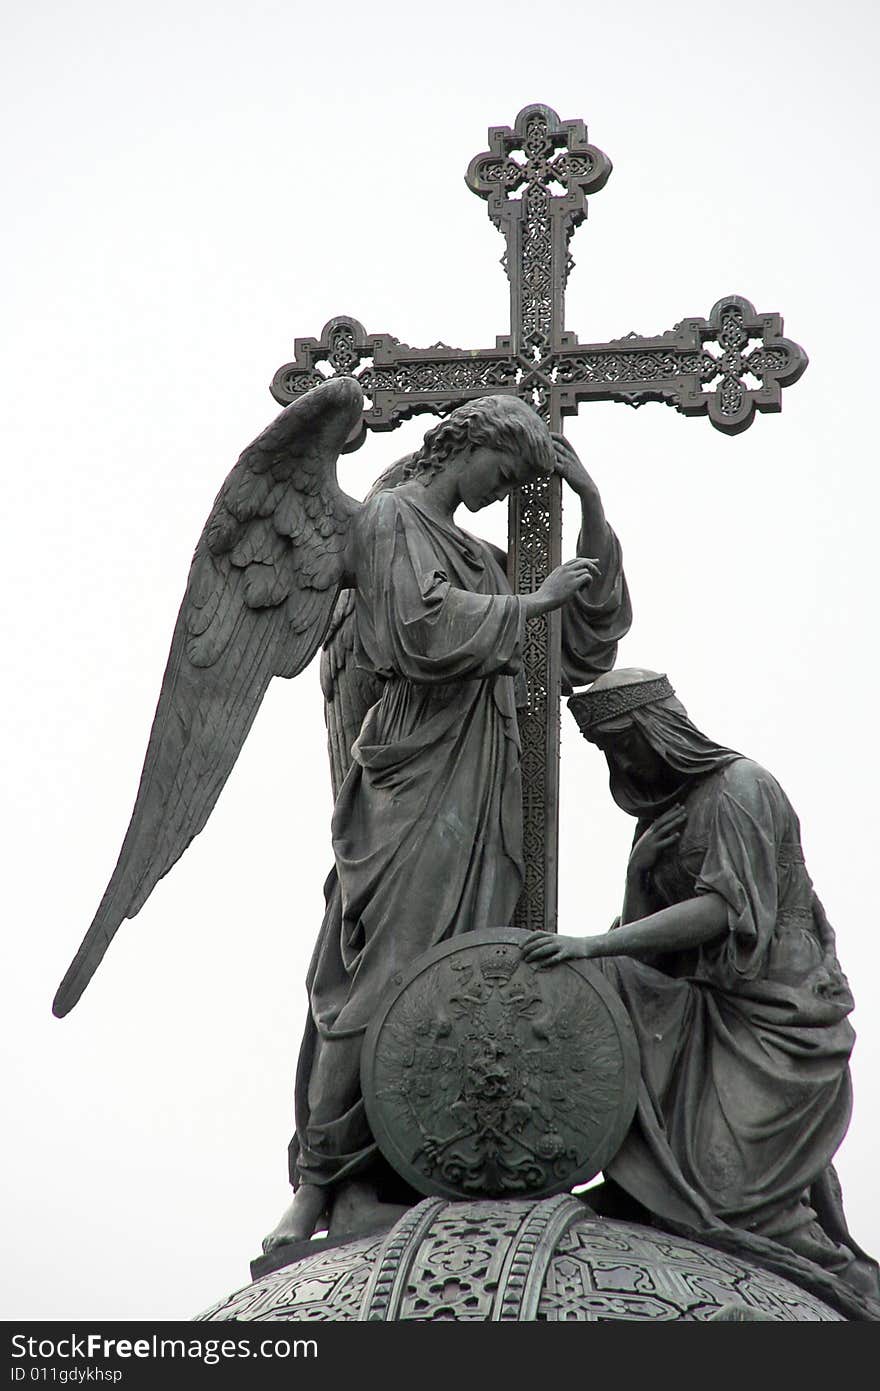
[
  {"left": 551, "top": 433, "right": 597, "bottom": 499},
  {"left": 522, "top": 558, "right": 600, "bottom": 618},
  {"left": 520, "top": 932, "right": 590, "bottom": 967}
]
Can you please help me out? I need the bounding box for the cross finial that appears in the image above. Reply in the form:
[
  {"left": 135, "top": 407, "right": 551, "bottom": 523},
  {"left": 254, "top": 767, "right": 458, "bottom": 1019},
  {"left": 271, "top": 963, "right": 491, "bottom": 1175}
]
[{"left": 466, "top": 103, "right": 612, "bottom": 223}]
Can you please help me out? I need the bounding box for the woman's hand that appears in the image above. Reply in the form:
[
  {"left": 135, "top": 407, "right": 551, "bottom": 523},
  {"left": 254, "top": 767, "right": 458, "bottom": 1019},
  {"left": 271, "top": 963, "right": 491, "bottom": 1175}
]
[
  {"left": 551, "top": 433, "right": 596, "bottom": 499},
  {"left": 521, "top": 557, "right": 600, "bottom": 618},
  {"left": 627, "top": 805, "right": 687, "bottom": 879},
  {"left": 520, "top": 932, "right": 591, "bottom": 966}
]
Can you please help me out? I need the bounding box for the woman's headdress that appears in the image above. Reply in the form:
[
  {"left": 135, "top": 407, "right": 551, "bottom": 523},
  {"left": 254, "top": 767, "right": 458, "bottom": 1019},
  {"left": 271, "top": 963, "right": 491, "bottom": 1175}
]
[
  {"left": 568, "top": 668, "right": 741, "bottom": 818},
  {"left": 568, "top": 672, "right": 675, "bottom": 736}
]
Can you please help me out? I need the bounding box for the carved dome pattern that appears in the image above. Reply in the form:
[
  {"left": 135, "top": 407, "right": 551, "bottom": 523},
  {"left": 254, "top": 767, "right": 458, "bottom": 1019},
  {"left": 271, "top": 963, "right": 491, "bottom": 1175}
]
[{"left": 198, "top": 1197, "right": 842, "bottom": 1322}]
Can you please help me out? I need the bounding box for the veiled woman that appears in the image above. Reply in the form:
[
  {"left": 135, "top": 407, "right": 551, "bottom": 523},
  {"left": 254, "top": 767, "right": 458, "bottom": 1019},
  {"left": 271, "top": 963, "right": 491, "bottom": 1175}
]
[
  {"left": 265, "top": 399, "right": 632, "bottom": 1248},
  {"left": 523, "top": 668, "right": 877, "bottom": 1298}
]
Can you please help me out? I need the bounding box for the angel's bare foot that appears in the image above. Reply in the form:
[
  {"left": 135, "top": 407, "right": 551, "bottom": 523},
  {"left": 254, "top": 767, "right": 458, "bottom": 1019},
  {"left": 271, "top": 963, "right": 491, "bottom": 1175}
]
[
  {"left": 328, "top": 1180, "right": 411, "bottom": 1239},
  {"left": 261, "top": 1184, "right": 328, "bottom": 1253}
]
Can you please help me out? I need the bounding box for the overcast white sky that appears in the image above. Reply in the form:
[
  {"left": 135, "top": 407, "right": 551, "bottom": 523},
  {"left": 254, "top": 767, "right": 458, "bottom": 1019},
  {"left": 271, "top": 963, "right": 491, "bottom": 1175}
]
[{"left": 3, "top": 1, "right": 878, "bottom": 1320}]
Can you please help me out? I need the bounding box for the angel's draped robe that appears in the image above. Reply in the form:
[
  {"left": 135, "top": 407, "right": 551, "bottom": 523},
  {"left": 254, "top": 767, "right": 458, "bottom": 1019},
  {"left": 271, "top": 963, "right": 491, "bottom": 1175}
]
[{"left": 291, "top": 488, "right": 631, "bottom": 1190}]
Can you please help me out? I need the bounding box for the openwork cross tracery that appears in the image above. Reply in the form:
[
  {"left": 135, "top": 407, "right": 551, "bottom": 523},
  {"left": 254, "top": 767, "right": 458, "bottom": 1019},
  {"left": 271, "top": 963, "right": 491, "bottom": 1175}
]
[{"left": 271, "top": 103, "right": 807, "bottom": 935}]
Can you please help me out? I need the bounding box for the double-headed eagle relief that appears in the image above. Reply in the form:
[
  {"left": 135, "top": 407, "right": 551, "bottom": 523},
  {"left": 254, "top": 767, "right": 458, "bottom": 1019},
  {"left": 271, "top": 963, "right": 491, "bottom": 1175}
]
[
  {"left": 54, "top": 105, "right": 880, "bottom": 1321},
  {"left": 362, "top": 931, "right": 638, "bottom": 1202}
]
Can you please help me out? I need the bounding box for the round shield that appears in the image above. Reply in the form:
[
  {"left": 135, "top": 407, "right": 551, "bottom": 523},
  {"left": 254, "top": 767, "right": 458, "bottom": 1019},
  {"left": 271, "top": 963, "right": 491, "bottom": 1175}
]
[{"left": 362, "top": 928, "right": 639, "bottom": 1201}]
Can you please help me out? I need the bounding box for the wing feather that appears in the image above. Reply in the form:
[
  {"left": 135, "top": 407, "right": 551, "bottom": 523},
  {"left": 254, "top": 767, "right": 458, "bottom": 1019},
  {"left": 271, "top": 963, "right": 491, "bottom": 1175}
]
[{"left": 54, "top": 376, "right": 364, "bottom": 1016}]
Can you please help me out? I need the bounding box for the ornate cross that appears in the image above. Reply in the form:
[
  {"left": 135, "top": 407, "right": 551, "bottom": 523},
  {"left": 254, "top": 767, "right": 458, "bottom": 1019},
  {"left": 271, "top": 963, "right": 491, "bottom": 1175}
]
[{"left": 271, "top": 103, "right": 807, "bottom": 936}]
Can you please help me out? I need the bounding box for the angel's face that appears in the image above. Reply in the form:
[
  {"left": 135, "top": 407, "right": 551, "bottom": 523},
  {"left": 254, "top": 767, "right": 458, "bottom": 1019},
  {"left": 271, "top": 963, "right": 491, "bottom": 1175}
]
[{"left": 458, "top": 446, "right": 535, "bottom": 513}]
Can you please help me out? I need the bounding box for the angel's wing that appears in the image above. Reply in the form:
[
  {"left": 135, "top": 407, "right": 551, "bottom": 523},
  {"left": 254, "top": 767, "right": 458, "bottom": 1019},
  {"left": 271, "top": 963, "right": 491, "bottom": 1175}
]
[
  {"left": 320, "top": 589, "right": 384, "bottom": 800},
  {"left": 319, "top": 453, "right": 413, "bottom": 798},
  {"left": 53, "top": 375, "right": 364, "bottom": 1017}
]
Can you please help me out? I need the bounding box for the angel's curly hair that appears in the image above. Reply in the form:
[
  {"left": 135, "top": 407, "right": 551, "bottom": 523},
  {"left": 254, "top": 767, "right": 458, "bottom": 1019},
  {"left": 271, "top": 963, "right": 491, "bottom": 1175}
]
[{"left": 403, "top": 395, "right": 554, "bottom": 483}]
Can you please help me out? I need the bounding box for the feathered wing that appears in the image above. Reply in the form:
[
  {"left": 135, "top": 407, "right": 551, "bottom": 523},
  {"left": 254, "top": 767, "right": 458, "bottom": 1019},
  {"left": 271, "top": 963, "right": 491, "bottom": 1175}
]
[
  {"left": 319, "top": 453, "right": 413, "bottom": 798},
  {"left": 54, "top": 376, "right": 364, "bottom": 1017},
  {"left": 320, "top": 589, "right": 385, "bottom": 800}
]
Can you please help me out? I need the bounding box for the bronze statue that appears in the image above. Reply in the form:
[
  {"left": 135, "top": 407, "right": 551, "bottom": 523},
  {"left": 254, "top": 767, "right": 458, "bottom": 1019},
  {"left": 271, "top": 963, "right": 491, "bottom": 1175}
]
[
  {"left": 53, "top": 98, "right": 868, "bottom": 1320},
  {"left": 522, "top": 668, "right": 878, "bottom": 1299},
  {"left": 50, "top": 380, "right": 631, "bottom": 1247},
  {"left": 265, "top": 401, "right": 631, "bottom": 1247}
]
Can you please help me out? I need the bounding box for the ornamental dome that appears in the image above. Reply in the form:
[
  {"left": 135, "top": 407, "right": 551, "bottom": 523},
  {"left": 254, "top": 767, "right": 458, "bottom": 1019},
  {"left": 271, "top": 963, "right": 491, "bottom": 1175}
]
[{"left": 197, "top": 1196, "right": 842, "bottom": 1322}]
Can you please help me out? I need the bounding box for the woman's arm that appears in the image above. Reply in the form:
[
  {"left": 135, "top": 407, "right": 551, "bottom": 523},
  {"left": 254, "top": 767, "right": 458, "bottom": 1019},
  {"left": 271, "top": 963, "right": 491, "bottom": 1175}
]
[
  {"left": 620, "top": 873, "right": 654, "bottom": 927},
  {"left": 521, "top": 892, "right": 729, "bottom": 966}
]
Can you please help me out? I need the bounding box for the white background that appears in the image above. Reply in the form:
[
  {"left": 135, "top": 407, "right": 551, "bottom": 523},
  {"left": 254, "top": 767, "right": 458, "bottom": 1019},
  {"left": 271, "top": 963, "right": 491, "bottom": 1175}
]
[{"left": 3, "top": 0, "right": 877, "bottom": 1319}]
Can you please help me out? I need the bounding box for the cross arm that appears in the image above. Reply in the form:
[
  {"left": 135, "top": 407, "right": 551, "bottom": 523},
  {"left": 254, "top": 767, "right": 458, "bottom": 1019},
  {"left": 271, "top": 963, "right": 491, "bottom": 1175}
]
[
  {"left": 551, "top": 295, "right": 808, "bottom": 436},
  {"left": 270, "top": 315, "right": 520, "bottom": 451}
]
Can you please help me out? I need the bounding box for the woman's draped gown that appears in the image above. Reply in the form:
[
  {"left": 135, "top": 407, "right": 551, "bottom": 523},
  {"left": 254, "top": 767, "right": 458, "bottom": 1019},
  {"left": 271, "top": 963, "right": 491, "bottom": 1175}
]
[{"left": 602, "top": 753, "right": 861, "bottom": 1273}]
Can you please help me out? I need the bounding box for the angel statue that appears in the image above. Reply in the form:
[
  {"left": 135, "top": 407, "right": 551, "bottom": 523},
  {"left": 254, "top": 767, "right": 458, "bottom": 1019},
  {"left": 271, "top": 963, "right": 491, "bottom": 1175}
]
[{"left": 52, "top": 378, "right": 632, "bottom": 1250}]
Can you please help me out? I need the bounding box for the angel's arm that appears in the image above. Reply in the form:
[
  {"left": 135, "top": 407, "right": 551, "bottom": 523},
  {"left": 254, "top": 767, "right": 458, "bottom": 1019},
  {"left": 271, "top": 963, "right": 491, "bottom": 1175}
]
[
  {"left": 553, "top": 435, "right": 632, "bottom": 688},
  {"left": 484, "top": 436, "right": 630, "bottom": 688},
  {"left": 368, "top": 493, "right": 524, "bottom": 683}
]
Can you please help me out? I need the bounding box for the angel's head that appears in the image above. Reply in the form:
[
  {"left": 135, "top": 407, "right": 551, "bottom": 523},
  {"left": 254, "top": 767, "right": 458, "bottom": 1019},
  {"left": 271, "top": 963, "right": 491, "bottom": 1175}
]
[{"left": 404, "top": 395, "right": 554, "bottom": 511}]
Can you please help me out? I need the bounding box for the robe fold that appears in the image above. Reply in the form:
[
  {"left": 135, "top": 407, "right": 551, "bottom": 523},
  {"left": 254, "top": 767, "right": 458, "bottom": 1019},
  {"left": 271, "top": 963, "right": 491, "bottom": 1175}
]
[{"left": 291, "top": 488, "right": 630, "bottom": 1188}]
